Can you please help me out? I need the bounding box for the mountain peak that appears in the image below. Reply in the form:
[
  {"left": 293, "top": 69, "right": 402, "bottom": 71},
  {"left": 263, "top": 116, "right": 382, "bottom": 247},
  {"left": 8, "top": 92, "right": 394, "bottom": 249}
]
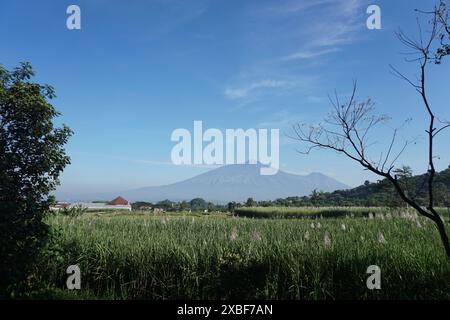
[{"left": 117, "top": 164, "right": 349, "bottom": 203}]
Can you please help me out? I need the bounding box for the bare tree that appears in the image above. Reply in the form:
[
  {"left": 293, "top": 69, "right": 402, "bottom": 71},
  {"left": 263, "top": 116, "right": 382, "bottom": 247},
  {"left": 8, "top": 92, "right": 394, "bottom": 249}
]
[
  {"left": 434, "top": 0, "right": 450, "bottom": 64},
  {"left": 292, "top": 2, "right": 450, "bottom": 259}
]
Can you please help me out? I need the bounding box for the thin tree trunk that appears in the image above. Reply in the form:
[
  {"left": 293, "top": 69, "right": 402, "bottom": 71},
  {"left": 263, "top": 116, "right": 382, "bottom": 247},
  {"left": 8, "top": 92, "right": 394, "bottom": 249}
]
[{"left": 433, "top": 216, "right": 450, "bottom": 260}]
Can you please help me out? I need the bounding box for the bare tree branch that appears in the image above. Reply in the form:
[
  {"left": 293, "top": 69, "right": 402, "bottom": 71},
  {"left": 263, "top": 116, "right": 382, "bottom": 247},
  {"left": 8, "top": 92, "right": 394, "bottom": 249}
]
[{"left": 292, "top": 2, "right": 450, "bottom": 259}]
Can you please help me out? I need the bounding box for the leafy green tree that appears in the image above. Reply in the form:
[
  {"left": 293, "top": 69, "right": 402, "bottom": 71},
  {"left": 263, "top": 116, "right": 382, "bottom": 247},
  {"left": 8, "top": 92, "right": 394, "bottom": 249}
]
[
  {"left": 156, "top": 199, "right": 174, "bottom": 210},
  {"left": 190, "top": 198, "right": 207, "bottom": 211},
  {"left": 207, "top": 202, "right": 216, "bottom": 212},
  {"left": 0, "top": 62, "right": 72, "bottom": 296},
  {"left": 434, "top": 182, "right": 450, "bottom": 206},
  {"left": 131, "top": 201, "right": 153, "bottom": 211},
  {"left": 227, "top": 201, "right": 237, "bottom": 212},
  {"left": 179, "top": 200, "right": 189, "bottom": 211},
  {"left": 310, "top": 189, "right": 324, "bottom": 206},
  {"left": 393, "top": 166, "right": 416, "bottom": 202},
  {"left": 245, "top": 197, "right": 256, "bottom": 207}
]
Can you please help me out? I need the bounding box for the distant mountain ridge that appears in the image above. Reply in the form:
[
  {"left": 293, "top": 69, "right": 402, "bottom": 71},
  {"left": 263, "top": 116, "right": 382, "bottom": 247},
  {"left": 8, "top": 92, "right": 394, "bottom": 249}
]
[{"left": 100, "top": 163, "right": 350, "bottom": 203}]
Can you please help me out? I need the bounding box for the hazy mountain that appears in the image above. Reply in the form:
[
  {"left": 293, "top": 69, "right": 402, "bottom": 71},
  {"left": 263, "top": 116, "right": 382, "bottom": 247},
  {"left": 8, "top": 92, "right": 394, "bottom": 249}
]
[{"left": 108, "top": 164, "right": 350, "bottom": 203}]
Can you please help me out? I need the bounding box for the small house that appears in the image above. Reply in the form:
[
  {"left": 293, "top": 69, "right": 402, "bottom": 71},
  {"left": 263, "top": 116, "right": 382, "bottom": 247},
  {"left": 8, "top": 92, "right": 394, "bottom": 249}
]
[{"left": 108, "top": 196, "right": 129, "bottom": 206}]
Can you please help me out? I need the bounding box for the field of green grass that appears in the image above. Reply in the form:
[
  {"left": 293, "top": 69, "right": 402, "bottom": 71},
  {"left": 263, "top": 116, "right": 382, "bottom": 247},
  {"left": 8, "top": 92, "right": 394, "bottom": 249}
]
[
  {"left": 27, "top": 209, "right": 450, "bottom": 300},
  {"left": 234, "top": 206, "right": 450, "bottom": 219}
]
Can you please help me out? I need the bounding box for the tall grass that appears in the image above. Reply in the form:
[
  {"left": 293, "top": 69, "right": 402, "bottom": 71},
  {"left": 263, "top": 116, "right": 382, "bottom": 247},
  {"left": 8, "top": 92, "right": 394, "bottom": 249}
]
[
  {"left": 29, "top": 212, "right": 450, "bottom": 300},
  {"left": 234, "top": 206, "right": 450, "bottom": 219}
]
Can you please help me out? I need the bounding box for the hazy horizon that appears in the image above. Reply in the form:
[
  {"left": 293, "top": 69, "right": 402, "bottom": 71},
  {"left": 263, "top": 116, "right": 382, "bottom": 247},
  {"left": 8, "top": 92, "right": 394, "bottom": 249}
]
[{"left": 54, "top": 162, "right": 352, "bottom": 202}]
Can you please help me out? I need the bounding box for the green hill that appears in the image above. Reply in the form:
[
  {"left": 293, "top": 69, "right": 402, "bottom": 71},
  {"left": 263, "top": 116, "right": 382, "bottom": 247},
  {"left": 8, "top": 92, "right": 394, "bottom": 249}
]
[
  {"left": 258, "top": 167, "right": 450, "bottom": 208},
  {"left": 305, "top": 167, "right": 450, "bottom": 207}
]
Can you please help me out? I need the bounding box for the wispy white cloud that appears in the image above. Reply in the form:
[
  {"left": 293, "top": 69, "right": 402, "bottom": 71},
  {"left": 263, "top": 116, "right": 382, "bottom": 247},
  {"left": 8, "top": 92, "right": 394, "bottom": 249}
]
[
  {"left": 225, "top": 79, "right": 297, "bottom": 99},
  {"left": 285, "top": 0, "right": 365, "bottom": 57},
  {"left": 282, "top": 48, "right": 340, "bottom": 61},
  {"left": 224, "top": 0, "right": 367, "bottom": 101},
  {"left": 258, "top": 0, "right": 336, "bottom": 16}
]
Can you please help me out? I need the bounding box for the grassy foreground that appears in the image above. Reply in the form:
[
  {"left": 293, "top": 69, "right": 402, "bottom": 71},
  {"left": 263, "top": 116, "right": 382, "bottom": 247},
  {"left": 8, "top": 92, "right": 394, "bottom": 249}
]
[
  {"left": 234, "top": 206, "right": 450, "bottom": 219},
  {"left": 28, "top": 212, "right": 450, "bottom": 299}
]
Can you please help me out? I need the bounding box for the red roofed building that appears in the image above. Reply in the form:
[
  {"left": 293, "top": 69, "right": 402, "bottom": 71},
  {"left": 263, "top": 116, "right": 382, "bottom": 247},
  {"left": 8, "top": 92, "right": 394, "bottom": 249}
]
[{"left": 108, "top": 196, "right": 129, "bottom": 206}]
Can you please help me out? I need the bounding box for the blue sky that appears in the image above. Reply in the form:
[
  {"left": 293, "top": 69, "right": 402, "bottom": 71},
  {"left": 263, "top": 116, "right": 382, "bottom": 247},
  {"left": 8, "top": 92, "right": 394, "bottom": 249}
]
[{"left": 1, "top": 0, "right": 450, "bottom": 197}]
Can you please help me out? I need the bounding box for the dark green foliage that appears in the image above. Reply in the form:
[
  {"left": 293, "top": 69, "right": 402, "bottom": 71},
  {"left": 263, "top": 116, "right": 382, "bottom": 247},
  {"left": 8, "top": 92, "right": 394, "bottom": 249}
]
[
  {"left": 155, "top": 199, "right": 175, "bottom": 210},
  {"left": 189, "top": 197, "right": 207, "bottom": 211},
  {"left": 227, "top": 201, "right": 239, "bottom": 212},
  {"left": 0, "top": 62, "right": 72, "bottom": 296},
  {"left": 60, "top": 205, "right": 86, "bottom": 217},
  {"left": 320, "top": 168, "right": 450, "bottom": 207},
  {"left": 245, "top": 197, "right": 256, "bottom": 207},
  {"left": 131, "top": 201, "right": 154, "bottom": 210},
  {"left": 131, "top": 199, "right": 226, "bottom": 213},
  {"left": 234, "top": 206, "right": 393, "bottom": 219}
]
